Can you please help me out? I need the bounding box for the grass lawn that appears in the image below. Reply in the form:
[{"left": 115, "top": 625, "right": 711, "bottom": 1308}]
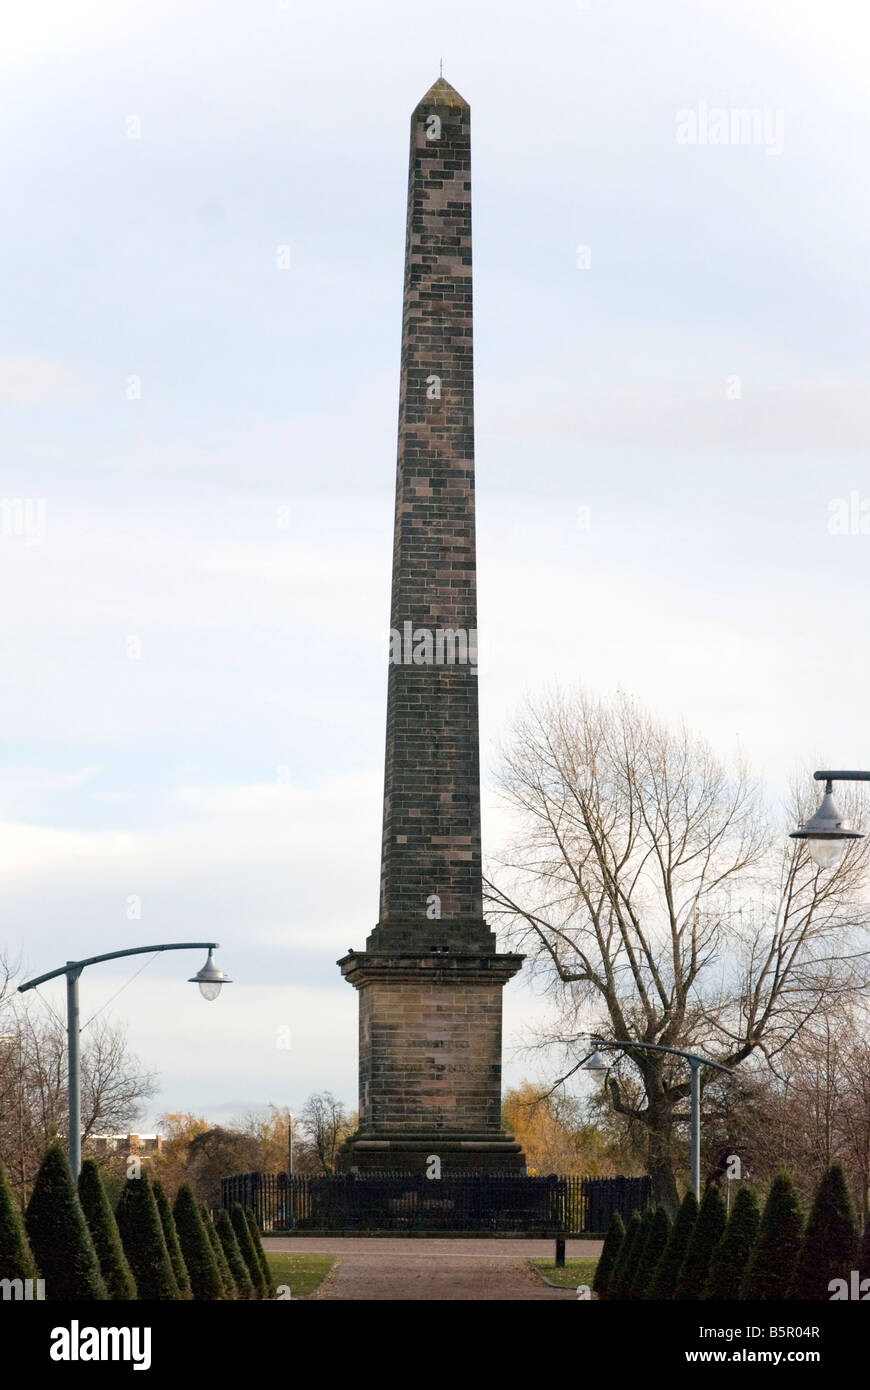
[
  {"left": 265, "top": 1252, "right": 335, "bottom": 1297},
  {"left": 532, "top": 1257, "right": 598, "bottom": 1290}
]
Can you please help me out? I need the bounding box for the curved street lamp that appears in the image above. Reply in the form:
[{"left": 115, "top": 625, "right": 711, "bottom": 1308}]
[
  {"left": 580, "top": 1037, "right": 734, "bottom": 1198},
  {"left": 790, "top": 770, "right": 867, "bottom": 870},
  {"left": 189, "top": 947, "right": 233, "bottom": 1001},
  {"left": 18, "top": 941, "right": 232, "bottom": 1177}
]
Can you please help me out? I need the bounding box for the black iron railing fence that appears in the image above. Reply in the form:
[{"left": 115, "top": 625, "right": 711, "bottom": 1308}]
[{"left": 220, "top": 1171, "right": 650, "bottom": 1234}]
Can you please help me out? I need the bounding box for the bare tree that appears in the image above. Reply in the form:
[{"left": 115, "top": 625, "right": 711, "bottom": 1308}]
[
  {"left": 698, "top": 1007, "right": 870, "bottom": 1216},
  {"left": 486, "top": 688, "right": 870, "bottom": 1207},
  {"left": 839, "top": 1036, "right": 870, "bottom": 1219},
  {"left": 297, "top": 1091, "right": 353, "bottom": 1175},
  {"left": 0, "top": 975, "right": 157, "bottom": 1198}
]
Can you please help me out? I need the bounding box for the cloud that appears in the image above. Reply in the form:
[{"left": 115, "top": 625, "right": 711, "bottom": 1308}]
[
  {"left": 0, "top": 770, "right": 382, "bottom": 959},
  {"left": 482, "top": 372, "right": 870, "bottom": 454},
  {"left": 0, "top": 356, "right": 86, "bottom": 407}
]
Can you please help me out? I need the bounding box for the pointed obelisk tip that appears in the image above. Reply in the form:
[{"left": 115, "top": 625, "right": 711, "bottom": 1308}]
[{"left": 415, "top": 75, "right": 469, "bottom": 110}]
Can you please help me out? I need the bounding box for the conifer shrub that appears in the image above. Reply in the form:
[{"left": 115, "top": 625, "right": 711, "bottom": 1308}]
[
  {"left": 857, "top": 1214, "right": 870, "bottom": 1284},
  {"left": 703, "top": 1185, "right": 761, "bottom": 1300},
  {"left": 77, "top": 1159, "right": 137, "bottom": 1300},
  {"left": 244, "top": 1207, "right": 271, "bottom": 1292},
  {"left": 789, "top": 1163, "right": 858, "bottom": 1301},
  {"left": 618, "top": 1206, "right": 654, "bottom": 1300},
  {"left": 216, "top": 1208, "right": 255, "bottom": 1299},
  {"left": 649, "top": 1189, "right": 698, "bottom": 1300},
  {"left": 172, "top": 1185, "right": 224, "bottom": 1300},
  {"left": 152, "top": 1179, "right": 191, "bottom": 1300},
  {"left": 231, "top": 1202, "right": 268, "bottom": 1299},
  {"left": 0, "top": 1157, "right": 37, "bottom": 1286},
  {"left": 200, "top": 1203, "right": 236, "bottom": 1298},
  {"left": 675, "top": 1183, "right": 726, "bottom": 1301},
  {"left": 592, "top": 1211, "right": 625, "bottom": 1298},
  {"left": 25, "top": 1143, "right": 106, "bottom": 1300},
  {"left": 116, "top": 1171, "right": 179, "bottom": 1300},
  {"left": 632, "top": 1204, "right": 671, "bottom": 1299},
  {"left": 607, "top": 1209, "right": 643, "bottom": 1300},
  {"left": 740, "top": 1173, "right": 803, "bottom": 1301}
]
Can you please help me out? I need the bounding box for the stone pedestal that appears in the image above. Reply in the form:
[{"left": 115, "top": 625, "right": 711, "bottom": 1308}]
[{"left": 339, "top": 947, "right": 525, "bottom": 1173}]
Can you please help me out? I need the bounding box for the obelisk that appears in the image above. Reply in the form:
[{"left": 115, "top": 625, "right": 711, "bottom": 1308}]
[{"left": 338, "top": 77, "right": 525, "bottom": 1173}]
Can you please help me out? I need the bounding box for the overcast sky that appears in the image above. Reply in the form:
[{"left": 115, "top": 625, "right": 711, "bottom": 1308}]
[{"left": 2, "top": 0, "right": 869, "bottom": 1129}]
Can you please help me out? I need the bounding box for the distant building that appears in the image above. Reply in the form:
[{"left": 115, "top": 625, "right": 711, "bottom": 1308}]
[{"left": 87, "top": 1133, "right": 163, "bottom": 1156}]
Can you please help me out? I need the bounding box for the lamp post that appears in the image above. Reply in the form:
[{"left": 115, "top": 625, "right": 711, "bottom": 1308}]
[
  {"left": 18, "top": 942, "right": 231, "bottom": 1178},
  {"left": 790, "top": 770, "right": 867, "bottom": 869},
  {"left": 581, "top": 1038, "right": 734, "bottom": 1198},
  {"left": 287, "top": 1110, "right": 295, "bottom": 1232}
]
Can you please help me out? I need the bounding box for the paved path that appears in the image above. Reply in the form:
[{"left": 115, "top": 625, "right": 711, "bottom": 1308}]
[{"left": 264, "top": 1236, "right": 601, "bottom": 1301}]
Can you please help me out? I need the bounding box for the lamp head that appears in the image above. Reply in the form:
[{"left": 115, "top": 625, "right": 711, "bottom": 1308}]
[
  {"left": 582, "top": 1049, "right": 610, "bottom": 1074},
  {"left": 790, "top": 785, "right": 863, "bottom": 870},
  {"left": 189, "top": 948, "right": 232, "bottom": 1001}
]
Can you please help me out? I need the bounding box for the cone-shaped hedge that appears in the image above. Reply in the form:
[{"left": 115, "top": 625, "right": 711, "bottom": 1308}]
[
  {"left": 25, "top": 1144, "right": 106, "bottom": 1300},
  {"left": 116, "top": 1172, "right": 179, "bottom": 1300},
  {"left": 703, "top": 1185, "right": 761, "bottom": 1300},
  {"left": 675, "top": 1184, "right": 727, "bottom": 1300},
  {"left": 740, "top": 1173, "right": 803, "bottom": 1301},
  {"left": 200, "top": 1203, "right": 236, "bottom": 1299},
  {"left": 173, "top": 1185, "right": 224, "bottom": 1300},
  {"left": 789, "top": 1163, "right": 858, "bottom": 1301},
  {"left": 649, "top": 1189, "right": 698, "bottom": 1300},
  {"left": 618, "top": 1206, "right": 654, "bottom": 1300},
  {"left": 245, "top": 1207, "right": 271, "bottom": 1293},
  {"left": 592, "top": 1211, "right": 624, "bottom": 1297},
  {"left": 216, "top": 1208, "right": 255, "bottom": 1298},
  {"left": 607, "top": 1209, "right": 643, "bottom": 1300},
  {"left": 77, "top": 1160, "right": 137, "bottom": 1300},
  {"left": 152, "top": 1180, "right": 191, "bottom": 1300},
  {"left": 231, "top": 1203, "right": 268, "bottom": 1299},
  {"left": 858, "top": 1215, "right": 870, "bottom": 1283},
  {"left": 632, "top": 1205, "right": 671, "bottom": 1299},
  {"left": 0, "top": 1158, "right": 37, "bottom": 1285}
]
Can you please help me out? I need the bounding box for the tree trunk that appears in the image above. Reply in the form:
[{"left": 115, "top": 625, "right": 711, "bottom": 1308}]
[{"left": 646, "top": 1101, "right": 680, "bottom": 1212}]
